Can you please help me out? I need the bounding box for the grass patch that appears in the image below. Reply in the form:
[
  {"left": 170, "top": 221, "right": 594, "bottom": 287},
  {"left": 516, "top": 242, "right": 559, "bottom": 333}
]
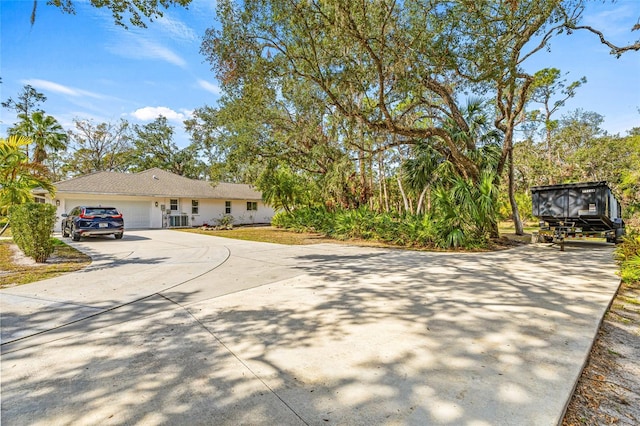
[
  {"left": 178, "top": 226, "right": 426, "bottom": 249},
  {"left": 621, "top": 295, "right": 640, "bottom": 306},
  {"left": 178, "top": 225, "right": 522, "bottom": 252},
  {"left": 178, "top": 226, "right": 337, "bottom": 245},
  {"left": 498, "top": 220, "right": 539, "bottom": 234},
  {"left": 498, "top": 221, "right": 538, "bottom": 236},
  {"left": 496, "top": 221, "right": 538, "bottom": 245},
  {"left": 0, "top": 227, "right": 11, "bottom": 237},
  {"left": 0, "top": 238, "right": 91, "bottom": 288},
  {"left": 607, "top": 348, "right": 621, "bottom": 357}
]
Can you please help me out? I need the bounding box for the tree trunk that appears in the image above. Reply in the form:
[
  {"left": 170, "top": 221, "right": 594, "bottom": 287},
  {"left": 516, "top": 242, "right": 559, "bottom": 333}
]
[
  {"left": 508, "top": 146, "right": 525, "bottom": 235},
  {"left": 397, "top": 174, "right": 411, "bottom": 214},
  {"left": 358, "top": 148, "right": 367, "bottom": 206},
  {"left": 379, "top": 152, "right": 389, "bottom": 213},
  {"left": 546, "top": 123, "right": 552, "bottom": 170},
  {"left": 416, "top": 186, "right": 428, "bottom": 215},
  {"left": 368, "top": 153, "right": 375, "bottom": 210},
  {"left": 383, "top": 180, "right": 389, "bottom": 212},
  {"left": 377, "top": 161, "right": 384, "bottom": 212},
  {"left": 0, "top": 221, "right": 9, "bottom": 236}
]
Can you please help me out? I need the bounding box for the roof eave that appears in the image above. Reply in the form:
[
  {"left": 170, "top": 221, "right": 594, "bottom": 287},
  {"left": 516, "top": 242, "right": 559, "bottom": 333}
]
[{"left": 55, "top": 190, "right": 263, "bottom": 200}]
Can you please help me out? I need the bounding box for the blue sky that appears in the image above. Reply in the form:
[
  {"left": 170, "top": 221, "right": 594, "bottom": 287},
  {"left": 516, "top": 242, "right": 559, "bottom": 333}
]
[
  {"left": 1, "top": 0, "right": 219, "bottom": 147},
  {"left": 1, "top": 0, "right": 639, "bottom": 149}
]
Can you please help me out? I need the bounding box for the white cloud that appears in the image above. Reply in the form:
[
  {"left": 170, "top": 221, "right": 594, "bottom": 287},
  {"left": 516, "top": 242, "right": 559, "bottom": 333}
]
[
  {"left": 583, "top": 4, "right": 636, "bottom": 38},
  {"left": 22, "top": 79, "right": 104, "bottom": 99},
  {"left": 131, "top": 106, "right": 192, "bottom": 122},
  {"left": 157, "top": 16, "right": 198, "bottom": 42},
  {"left": 107, "top": 34, "right": 187, "bottom": 68},
  {"left": 140, "top": 39, "right": 187, "bottom": 67},
  {"left": 197, "top": 79, "right": 222, "bottom": 95}
]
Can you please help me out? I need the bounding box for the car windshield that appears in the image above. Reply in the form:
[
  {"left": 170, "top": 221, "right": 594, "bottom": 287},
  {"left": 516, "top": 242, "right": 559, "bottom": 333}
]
[{"left": 85, "top": 208, "right": 119, "bottom": 216}]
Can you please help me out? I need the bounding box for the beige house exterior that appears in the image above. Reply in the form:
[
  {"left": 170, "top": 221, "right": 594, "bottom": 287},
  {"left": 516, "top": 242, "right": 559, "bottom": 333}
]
[{"left": 35, "top": 168, "right": 275, "bottom": 232}]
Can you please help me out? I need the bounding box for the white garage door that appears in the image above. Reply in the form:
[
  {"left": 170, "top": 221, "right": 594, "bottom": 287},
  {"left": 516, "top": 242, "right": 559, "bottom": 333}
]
[{"left": 65, "top": 199, "right": 151, "bottom": 229}]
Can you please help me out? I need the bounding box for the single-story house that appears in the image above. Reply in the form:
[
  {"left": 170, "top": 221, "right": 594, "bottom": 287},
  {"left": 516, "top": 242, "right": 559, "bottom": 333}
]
[{"left": 34, "top": 168, "right": 276, "bottom": 232}]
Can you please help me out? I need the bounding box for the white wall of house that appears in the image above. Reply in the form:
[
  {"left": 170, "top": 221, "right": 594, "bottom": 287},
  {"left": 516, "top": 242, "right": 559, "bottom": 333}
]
[
  {"left": 162, "top": 198, "right": 275, "bottom": 227},
  {"left": 196, "top": 199, "right": 275, "bottom": 226},
  {"left": 46, "top": 194, "right": 275, "bottom": 231}
]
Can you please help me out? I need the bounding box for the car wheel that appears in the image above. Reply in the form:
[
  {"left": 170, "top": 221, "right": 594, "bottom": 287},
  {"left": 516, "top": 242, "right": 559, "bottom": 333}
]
[
  {"left": 114, "top": 233, "right": 123, "bottom": 240},
  {"left": 62, "top": 225, "right": 69, "bottom": 238},
  {"left": 71, "top": 227, "right": 81, "bottom": 241}
]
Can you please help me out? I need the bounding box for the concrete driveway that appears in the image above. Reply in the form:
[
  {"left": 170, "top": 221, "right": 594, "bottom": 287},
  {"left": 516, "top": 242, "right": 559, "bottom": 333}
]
[{"left": 0, "top": 230, "right": 620, "bottom": 425}]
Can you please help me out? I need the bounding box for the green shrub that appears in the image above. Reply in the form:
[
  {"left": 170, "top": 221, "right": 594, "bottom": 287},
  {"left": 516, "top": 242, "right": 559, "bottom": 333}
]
[
  {"left": 216, "top": 214, "right": 234, "bottom": 229},
  {"left": 8, "top": 203, "right": 57, "bottom": 263},
  {"left": 273, "top": 199, "right": 499, "bottom": 250},
  {"left": 273, "top": 206, "right": 334, "bottom": 234},
  {"left": 615, "top": 229, "right": 640, "bottom": 283},
  {"left": 334, "top": 207, "right": 379, "bottom": 240}
]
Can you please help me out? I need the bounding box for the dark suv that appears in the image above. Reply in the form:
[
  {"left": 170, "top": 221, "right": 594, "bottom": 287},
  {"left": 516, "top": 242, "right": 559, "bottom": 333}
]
[{"left": 61, "top": 206, "right": 124, "bottom": 241}]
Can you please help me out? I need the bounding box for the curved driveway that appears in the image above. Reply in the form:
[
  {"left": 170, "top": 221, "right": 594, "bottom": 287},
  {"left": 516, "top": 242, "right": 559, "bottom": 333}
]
[{"left": 0, "top": 230, "right": 620, "bottom": 425}]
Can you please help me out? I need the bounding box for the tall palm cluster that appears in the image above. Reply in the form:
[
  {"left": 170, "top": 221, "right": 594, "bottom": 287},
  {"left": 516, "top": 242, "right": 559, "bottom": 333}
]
[
  {"left": 1, "top": 118, "right": 65, "bottom": 222},
  {"left": 1, "top": 86, "right": 68, "bottom": 231},
  {"left": 0, "top": 135, "right": 56, "bottom": 234},
  {"left": 10, "top": 111, "right": 68, "bottom": 164}
]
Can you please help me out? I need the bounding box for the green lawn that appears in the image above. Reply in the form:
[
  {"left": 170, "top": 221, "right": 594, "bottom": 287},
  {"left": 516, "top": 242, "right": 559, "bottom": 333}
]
[
  {"left": 178, "top": 226, "right": 332, "bottom": 245},
  {"left": 0, "top": 238, "right": 91, "bottom": 288}
]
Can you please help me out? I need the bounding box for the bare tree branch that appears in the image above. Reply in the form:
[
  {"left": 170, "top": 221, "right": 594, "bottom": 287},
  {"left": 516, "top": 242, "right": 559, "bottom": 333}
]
[{"left": 567, "top": 24, "right": 640, "bottom": 56}]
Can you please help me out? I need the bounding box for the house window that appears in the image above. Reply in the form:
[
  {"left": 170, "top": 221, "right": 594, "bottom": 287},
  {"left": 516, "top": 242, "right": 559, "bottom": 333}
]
[
  {"left": 191, "top": 200, "right": 199, "bottom": 215},
  {"left": 247, "top": 202, "right": 258, "bottom": 211},
  {"left": 225, "top": 201, "right": 231, "bottom": 214},
  {"left": 170, "top": 199, "right": 178, "bottom": 211}
]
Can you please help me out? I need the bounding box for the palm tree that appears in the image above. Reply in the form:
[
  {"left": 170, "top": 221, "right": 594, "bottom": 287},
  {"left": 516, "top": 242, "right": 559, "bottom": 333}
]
[
  {"left": 257, "top": 164, "right": 302, "bottom": 213},
  {"left": 402, "top": 142, "right": 446, "bottom": 215},
  {"left": 0, "top": 135, "right": 55, "bottom": 235},
  {"left": 11, "top": 111, "right": 68, "bottom": 163},
  {"left": 442, "top": 98, "right": 502, "bottom": 162},
  {"left": 442, "top": 98, "right": 502, "bottom": 237},
  {"left": 403, "top": 98, "right": 501, "bottom": 216},
  {"left": 403, "top": 99, "right": 502, "bottom": 244}
]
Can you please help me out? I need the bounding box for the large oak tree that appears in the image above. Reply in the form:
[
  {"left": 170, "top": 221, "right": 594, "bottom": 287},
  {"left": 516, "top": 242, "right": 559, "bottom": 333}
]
[{"left": 202, "top": 0, "right": 637, "bottom": 234}]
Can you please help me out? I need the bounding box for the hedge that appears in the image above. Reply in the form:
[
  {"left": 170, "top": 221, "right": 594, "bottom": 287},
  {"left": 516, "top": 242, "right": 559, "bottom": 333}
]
[{"left": 9, "top": 203, "right": 57, "bottom": 263}]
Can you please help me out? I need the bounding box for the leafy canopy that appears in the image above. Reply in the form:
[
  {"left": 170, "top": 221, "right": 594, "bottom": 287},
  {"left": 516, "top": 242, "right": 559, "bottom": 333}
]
[{"left": 0, "top": 135, "right": 55, "bottom": 214}]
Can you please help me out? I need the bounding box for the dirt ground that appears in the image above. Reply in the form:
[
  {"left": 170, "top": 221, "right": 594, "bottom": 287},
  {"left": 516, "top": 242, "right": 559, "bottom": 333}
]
[{"left": 562, "top": 279, "right": 640, "bottom": 425}]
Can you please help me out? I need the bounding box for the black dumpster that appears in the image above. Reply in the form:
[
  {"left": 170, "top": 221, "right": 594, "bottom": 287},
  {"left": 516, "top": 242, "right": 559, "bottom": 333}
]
[{"left": 531, "top": 181, "right": 624, "bottom": 236}]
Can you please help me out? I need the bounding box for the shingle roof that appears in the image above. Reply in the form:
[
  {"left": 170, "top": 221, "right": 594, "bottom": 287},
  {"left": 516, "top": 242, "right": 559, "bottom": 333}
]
[{"left": 52, "top": 168, "right": 263, "bottom": 200}]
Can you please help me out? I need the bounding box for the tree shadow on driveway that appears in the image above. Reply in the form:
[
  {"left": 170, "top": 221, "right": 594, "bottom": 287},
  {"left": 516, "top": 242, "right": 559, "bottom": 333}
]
[
  {"left": 1, "top": 291, "right": 310, "bottom": 425},
  {"left": 186, "top": 243, "right": 619, "bottom": 424},
  {"left": 0, "top": 242, "right": 621, "bottom": 425}
]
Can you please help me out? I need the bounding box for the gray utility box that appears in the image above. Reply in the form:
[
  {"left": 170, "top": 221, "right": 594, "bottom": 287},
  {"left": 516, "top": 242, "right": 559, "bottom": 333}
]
[{"left": 531, "top": 181, "right": 625, "bottom": 243}]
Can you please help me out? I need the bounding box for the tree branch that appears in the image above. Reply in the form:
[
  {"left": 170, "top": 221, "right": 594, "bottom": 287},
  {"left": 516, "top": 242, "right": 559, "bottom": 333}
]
[{"left": 567, "top": 24, "right": 640, "bottom": 56}]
